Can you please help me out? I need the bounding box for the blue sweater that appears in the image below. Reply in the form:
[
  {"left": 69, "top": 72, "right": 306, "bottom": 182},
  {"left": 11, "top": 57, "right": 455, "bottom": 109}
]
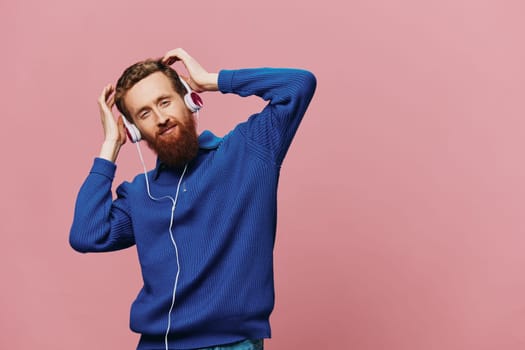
[{"left": 70, "top": 68, "right": 316, "bottom": 349}]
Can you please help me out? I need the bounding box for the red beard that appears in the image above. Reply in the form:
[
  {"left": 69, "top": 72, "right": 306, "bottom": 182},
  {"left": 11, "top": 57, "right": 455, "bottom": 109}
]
[{"left": 146, "top": 117, "right": 199, "bottom": 169}]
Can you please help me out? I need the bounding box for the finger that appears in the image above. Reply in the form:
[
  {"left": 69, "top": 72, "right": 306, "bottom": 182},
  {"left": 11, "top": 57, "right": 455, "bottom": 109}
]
[
  {"left": 163, "top": 56, "right": 179, "bottom": 66},
  {"left": 104, "top": 85, "right": 115, "bottom": 101},
  {"left": 107, "top": 95, "right": 115, "bottom": 109},
  {"left": 99, "top": 84, "right": 113, "bottom": 104},
  {"left": 162, "top": 50, "right": 179, "bottom": 65},
  {"left": 98, "top": 85, "right": 108, "bottom": 103},
  {"left": 162, "top": 48, "right": 188, "bottom": 65}
]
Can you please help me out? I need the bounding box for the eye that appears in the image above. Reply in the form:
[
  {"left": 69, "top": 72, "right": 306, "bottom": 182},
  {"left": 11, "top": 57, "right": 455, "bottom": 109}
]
[
  {"left": 139, "top": 110, "right": 150, "bottom": 119},
  {"left": 160, "top": 99, "right": 171, "bottom": 107}
]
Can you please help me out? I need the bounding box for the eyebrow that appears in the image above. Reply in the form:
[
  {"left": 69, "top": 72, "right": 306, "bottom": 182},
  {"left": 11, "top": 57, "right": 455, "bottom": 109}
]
[{"left": 134, "top": 94, "right": 173, "bottom": 117}]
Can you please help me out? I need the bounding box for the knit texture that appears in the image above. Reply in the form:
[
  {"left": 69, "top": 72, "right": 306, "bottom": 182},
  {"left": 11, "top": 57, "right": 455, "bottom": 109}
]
[{"left": 70, "top": 68, "right": 316, "bottom": 349}]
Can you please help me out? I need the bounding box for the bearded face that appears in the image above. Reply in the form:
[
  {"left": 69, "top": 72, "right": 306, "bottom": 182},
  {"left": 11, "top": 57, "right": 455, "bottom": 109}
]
[
  {"left": 122, "top": 71, "right": 200, "bottom": 168},
  {"left": 145, "top": 115, "right": 199, "bottom": 168}
]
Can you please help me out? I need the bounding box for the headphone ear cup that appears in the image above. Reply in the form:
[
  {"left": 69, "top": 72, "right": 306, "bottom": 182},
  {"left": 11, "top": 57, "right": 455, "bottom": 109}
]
[
  {"left": 179, "top": 77, "right": 204, "bottom": 113},
  {"left": 122, "top": 117, "right": 142, "bottom": 143},
  {"left": 184, "top": 92, "right": 203, "bottom": 113}
]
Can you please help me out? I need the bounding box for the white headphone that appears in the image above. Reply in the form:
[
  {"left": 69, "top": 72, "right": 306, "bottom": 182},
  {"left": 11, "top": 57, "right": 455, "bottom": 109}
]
[
  {"left": 122, "top": 76, "right": 203, "bottom": 143},
  {"left": 179, "top": 78, "right": 203, "bottom": 114}
]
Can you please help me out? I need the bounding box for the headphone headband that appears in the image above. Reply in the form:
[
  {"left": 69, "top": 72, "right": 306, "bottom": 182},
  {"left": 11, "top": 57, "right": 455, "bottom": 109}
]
[{"left": 178, "top": 77, "right": 192, "bottom": 94}]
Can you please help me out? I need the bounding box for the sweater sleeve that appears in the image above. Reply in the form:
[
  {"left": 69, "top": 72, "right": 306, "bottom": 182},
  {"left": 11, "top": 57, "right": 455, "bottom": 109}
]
[
  {"left": 218, "top": 68, "right": 316, "bottom": 165},
  {"left": 69, "top": 158, "right": 135, "bottom": 253}
]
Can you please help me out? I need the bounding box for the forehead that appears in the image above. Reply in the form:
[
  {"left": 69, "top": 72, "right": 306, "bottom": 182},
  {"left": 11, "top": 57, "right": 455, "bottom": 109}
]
[{"left": 124, "top": 71, "right": 177, "bottom": 113}]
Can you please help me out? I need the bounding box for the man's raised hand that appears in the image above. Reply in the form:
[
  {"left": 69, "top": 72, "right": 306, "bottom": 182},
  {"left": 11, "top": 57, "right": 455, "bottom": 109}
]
[
  {"left": 97, "top": 84, "right": 127, "bottom": 162},
  {"left": 161, "top": 48, "right": 218, "bottom": 93}
]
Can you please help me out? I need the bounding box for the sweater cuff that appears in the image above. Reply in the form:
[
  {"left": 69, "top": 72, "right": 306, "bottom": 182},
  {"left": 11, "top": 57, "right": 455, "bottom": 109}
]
[
  {"left": 218, "top": 69, "right": 235, "bottom": 94},
  {"left": 91, "top": 157, "right": 116, "bottom": 179}
]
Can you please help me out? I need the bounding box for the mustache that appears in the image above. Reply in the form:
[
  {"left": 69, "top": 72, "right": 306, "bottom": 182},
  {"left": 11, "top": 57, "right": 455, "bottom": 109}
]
[{"left": 156, "top": 120, "right": 178, "bottom": 137}]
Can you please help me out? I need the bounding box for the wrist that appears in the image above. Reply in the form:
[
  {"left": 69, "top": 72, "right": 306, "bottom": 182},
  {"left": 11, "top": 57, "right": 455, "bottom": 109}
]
[
  {"left": 99, "top": 140, "right": 122, "bottom": 163},
  {"left": 202, "top": 73, "right": 219, "bottom": 91}
]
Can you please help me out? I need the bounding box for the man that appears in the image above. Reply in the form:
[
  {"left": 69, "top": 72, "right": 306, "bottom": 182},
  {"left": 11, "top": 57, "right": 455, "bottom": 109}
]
[{"left": 70, "top": 48, "right": 316, "bottom": 350}]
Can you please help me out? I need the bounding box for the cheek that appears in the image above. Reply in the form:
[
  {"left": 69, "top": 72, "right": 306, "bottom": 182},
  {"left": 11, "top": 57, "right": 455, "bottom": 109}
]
[
  {"left": 165, "top": 106, "right": 193, "bottom": 128},
  {"left": 168, "top": 102, "right": 188, "bottom": 117},
  {"left": 136, "top": 120, "right": 158, "bottom": 140}
]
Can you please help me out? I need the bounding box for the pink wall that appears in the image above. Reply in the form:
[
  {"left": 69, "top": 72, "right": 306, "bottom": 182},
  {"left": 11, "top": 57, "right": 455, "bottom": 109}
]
[{"left": 2, "top": 0, "right": 525, "bottom": 349}]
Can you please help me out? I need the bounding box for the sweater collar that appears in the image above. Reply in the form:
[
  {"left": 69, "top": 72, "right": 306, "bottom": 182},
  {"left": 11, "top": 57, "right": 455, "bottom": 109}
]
[
  {"left": 153, "top": 130, "right": 222, "bottom": 179},
  {"left": 198, "top": 130, "right": 223, "bottom": 150}
]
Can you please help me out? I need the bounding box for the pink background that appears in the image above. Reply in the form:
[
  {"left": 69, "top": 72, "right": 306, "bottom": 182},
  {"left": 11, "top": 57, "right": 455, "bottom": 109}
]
[{"left": 2, "top": 0, "right": 525, "bottom": 349}]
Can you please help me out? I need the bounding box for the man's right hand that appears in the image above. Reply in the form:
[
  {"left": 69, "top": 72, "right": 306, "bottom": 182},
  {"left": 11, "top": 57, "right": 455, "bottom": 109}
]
[{"left": 98, "top": 84, "right": 127, "bottom": 163}]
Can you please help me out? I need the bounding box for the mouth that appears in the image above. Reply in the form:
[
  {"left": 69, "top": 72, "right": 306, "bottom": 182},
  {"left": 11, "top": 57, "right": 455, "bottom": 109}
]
[{"left": 159, "top": 124, "right": 177, "bottom": 136}]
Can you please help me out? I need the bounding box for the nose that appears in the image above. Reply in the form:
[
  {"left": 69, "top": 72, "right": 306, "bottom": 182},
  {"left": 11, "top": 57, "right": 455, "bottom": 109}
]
[{"left": 155, "top": 108, "right": 169, "bottom": 125}]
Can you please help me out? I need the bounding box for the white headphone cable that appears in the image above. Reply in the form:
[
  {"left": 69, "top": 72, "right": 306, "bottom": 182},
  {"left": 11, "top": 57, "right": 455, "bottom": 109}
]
[{"left": 133, "top": 141, "right": 187, "bottom": 350}]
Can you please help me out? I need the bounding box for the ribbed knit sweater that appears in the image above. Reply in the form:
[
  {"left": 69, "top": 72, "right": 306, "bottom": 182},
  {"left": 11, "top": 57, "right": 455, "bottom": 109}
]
[{"left": 69, "top": 68, "right": 316, "bottom": 349}]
